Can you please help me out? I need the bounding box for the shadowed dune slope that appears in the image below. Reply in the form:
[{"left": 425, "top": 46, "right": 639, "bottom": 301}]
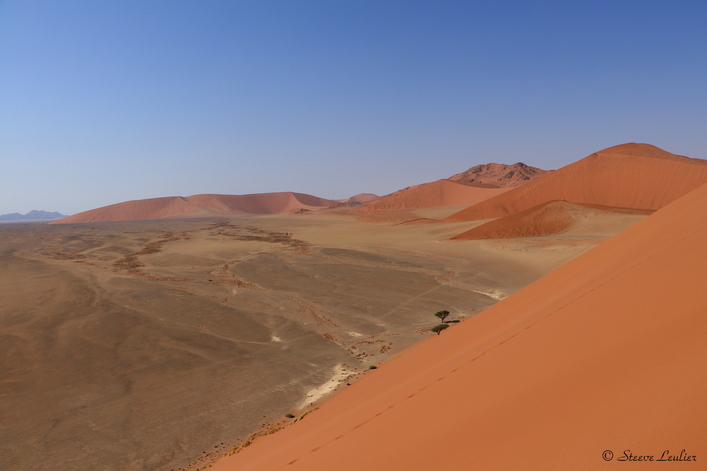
[
  {"left": 445, "top": 143, "right": 707, "bottom": 222},
  {"left": 450, "top": 200, "right": 651, "bottom": 240},
  {"left": 52, "top": 192, "right": 337, "bottom": 223},
  {"left": 212, "top": 182, "right": 707, "bottom": 470},
  {"left": 359, "top": 179, "right": 510, "bottom": 211}
]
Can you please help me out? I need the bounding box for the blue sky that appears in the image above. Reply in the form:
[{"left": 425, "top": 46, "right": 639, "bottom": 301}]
[{"left": 1, "top": 1, "right": 706, "bottom": 215}]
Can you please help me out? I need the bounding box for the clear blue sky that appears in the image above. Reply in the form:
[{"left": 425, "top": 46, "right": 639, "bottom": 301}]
[{"left": 2, "top": 0, "right": 706, "bottom": 215}]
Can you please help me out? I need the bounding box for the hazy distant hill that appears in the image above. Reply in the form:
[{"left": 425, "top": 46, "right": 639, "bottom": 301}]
[{"left": 0, "top": 210, "right": 67, "bottom": 221}]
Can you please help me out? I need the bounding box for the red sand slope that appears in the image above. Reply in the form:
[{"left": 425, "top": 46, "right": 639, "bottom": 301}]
[
  {"left": 445, "top": 143, "right": 707, "bottom": 222},
  {"left": 451, "top": 200, "right": 579, "bottom": 239},
  {"left": 337, "top": 193, "right": 381, "bottom": 204},
  {"left": 450, "top": 200, "right": 651, "bottom": 240},
  {"left": 449, "top": 162, "right": 551, "bottom": 187},
  {"left": 52, "top": 192, "right": 337, "bottom": 223},
  {"left": 212, "top": 181, "right": 707, "bottom": 470},
  {"left": 360, "top": 179, "right": 510, "bottom": 211}
]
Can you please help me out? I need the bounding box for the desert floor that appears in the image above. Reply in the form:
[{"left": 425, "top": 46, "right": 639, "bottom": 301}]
[{"left": 0, "top": 208, "right": 643, "bottom": 471}]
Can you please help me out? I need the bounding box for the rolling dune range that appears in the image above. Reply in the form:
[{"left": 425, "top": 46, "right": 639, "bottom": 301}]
[
  {"left": 52, "top": 192, "right": 338, "bottom": 224},
  {"left": 52, "top": 159, "right": 552, "bottom": 224},
  {"left": 445, "top": 143, "right": 707, "bottom": 222}
]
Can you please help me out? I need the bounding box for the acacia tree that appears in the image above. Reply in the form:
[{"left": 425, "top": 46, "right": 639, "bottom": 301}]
[
  {"left": 434, "top": 310, "right": 450, "bottom": 323},
  {"left": 431, "top": 324, "right": 449, "bottom": 335}
]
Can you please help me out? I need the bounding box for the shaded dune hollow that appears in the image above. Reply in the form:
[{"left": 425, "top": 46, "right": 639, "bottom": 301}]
[
  {"left": 450, "top": 200, "right": 652, "bottom": 240},
  {"left": 444, "top": 143, "right": 707, "bottom": 222},
  {"left": 52, "top": 192, "right": 338, "bottom": 223}
]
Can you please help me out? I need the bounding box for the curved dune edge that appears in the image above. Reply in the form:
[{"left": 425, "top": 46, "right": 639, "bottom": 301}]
[
  {"left": 444, "top": 143, "right": 707, "bottom": 222},
  {"left": 210, "top": 182, "right": 707, "bottom": 470},
  {"left": 51, "top": 192, "right": 338, "bottom": 224},
  {"left": 359, "top": 179, "right": 511, "bottom": 212},
  {"left": 450, "top": 200, "right": 652, "bottom": 240}
]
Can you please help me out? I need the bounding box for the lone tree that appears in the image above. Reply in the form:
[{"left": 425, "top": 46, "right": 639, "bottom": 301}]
[
  {"left": 431, "top": 324, "right": 449, "bottom": 335},
  {"left": 434, "top": 310, "right": 450, "bottom": 323}
]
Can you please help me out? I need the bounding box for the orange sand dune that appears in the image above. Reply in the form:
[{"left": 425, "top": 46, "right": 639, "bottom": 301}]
[
  {"left": 337, "top": 193, "right": 381, "bottom": 204},
  {"left": 360, "top": 179, "right": 510, "bottom": 211},
  {"left": 52, "top": 192, "right": 337, "bottom": 223},
  {"left": 450, "top": 200, "right": 651, "bottom": 240},
  {"left": 212, "top": 181, "right": 707, "bottom": 470},
  {"left": 445, "top": 143, "right": 707, "bottom": 222}
]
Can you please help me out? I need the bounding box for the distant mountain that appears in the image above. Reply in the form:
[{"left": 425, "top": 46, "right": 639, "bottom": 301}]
[
  {"left": 0, "top": 210, "right": 67, "bottom": 221},
  {"left": 449, "top": 162, "right": 551, "bottom": 188}
]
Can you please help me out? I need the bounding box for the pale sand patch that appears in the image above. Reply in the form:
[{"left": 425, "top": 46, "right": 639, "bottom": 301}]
[
  {"left": 271, "top": 335, "right": 282, "bottom": 342},
  {"left": 471, "top": 289, "right": 507, "bottom": 300},
  {"left": 297, "top": 364, "right": 348, "bottom": 410}
]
